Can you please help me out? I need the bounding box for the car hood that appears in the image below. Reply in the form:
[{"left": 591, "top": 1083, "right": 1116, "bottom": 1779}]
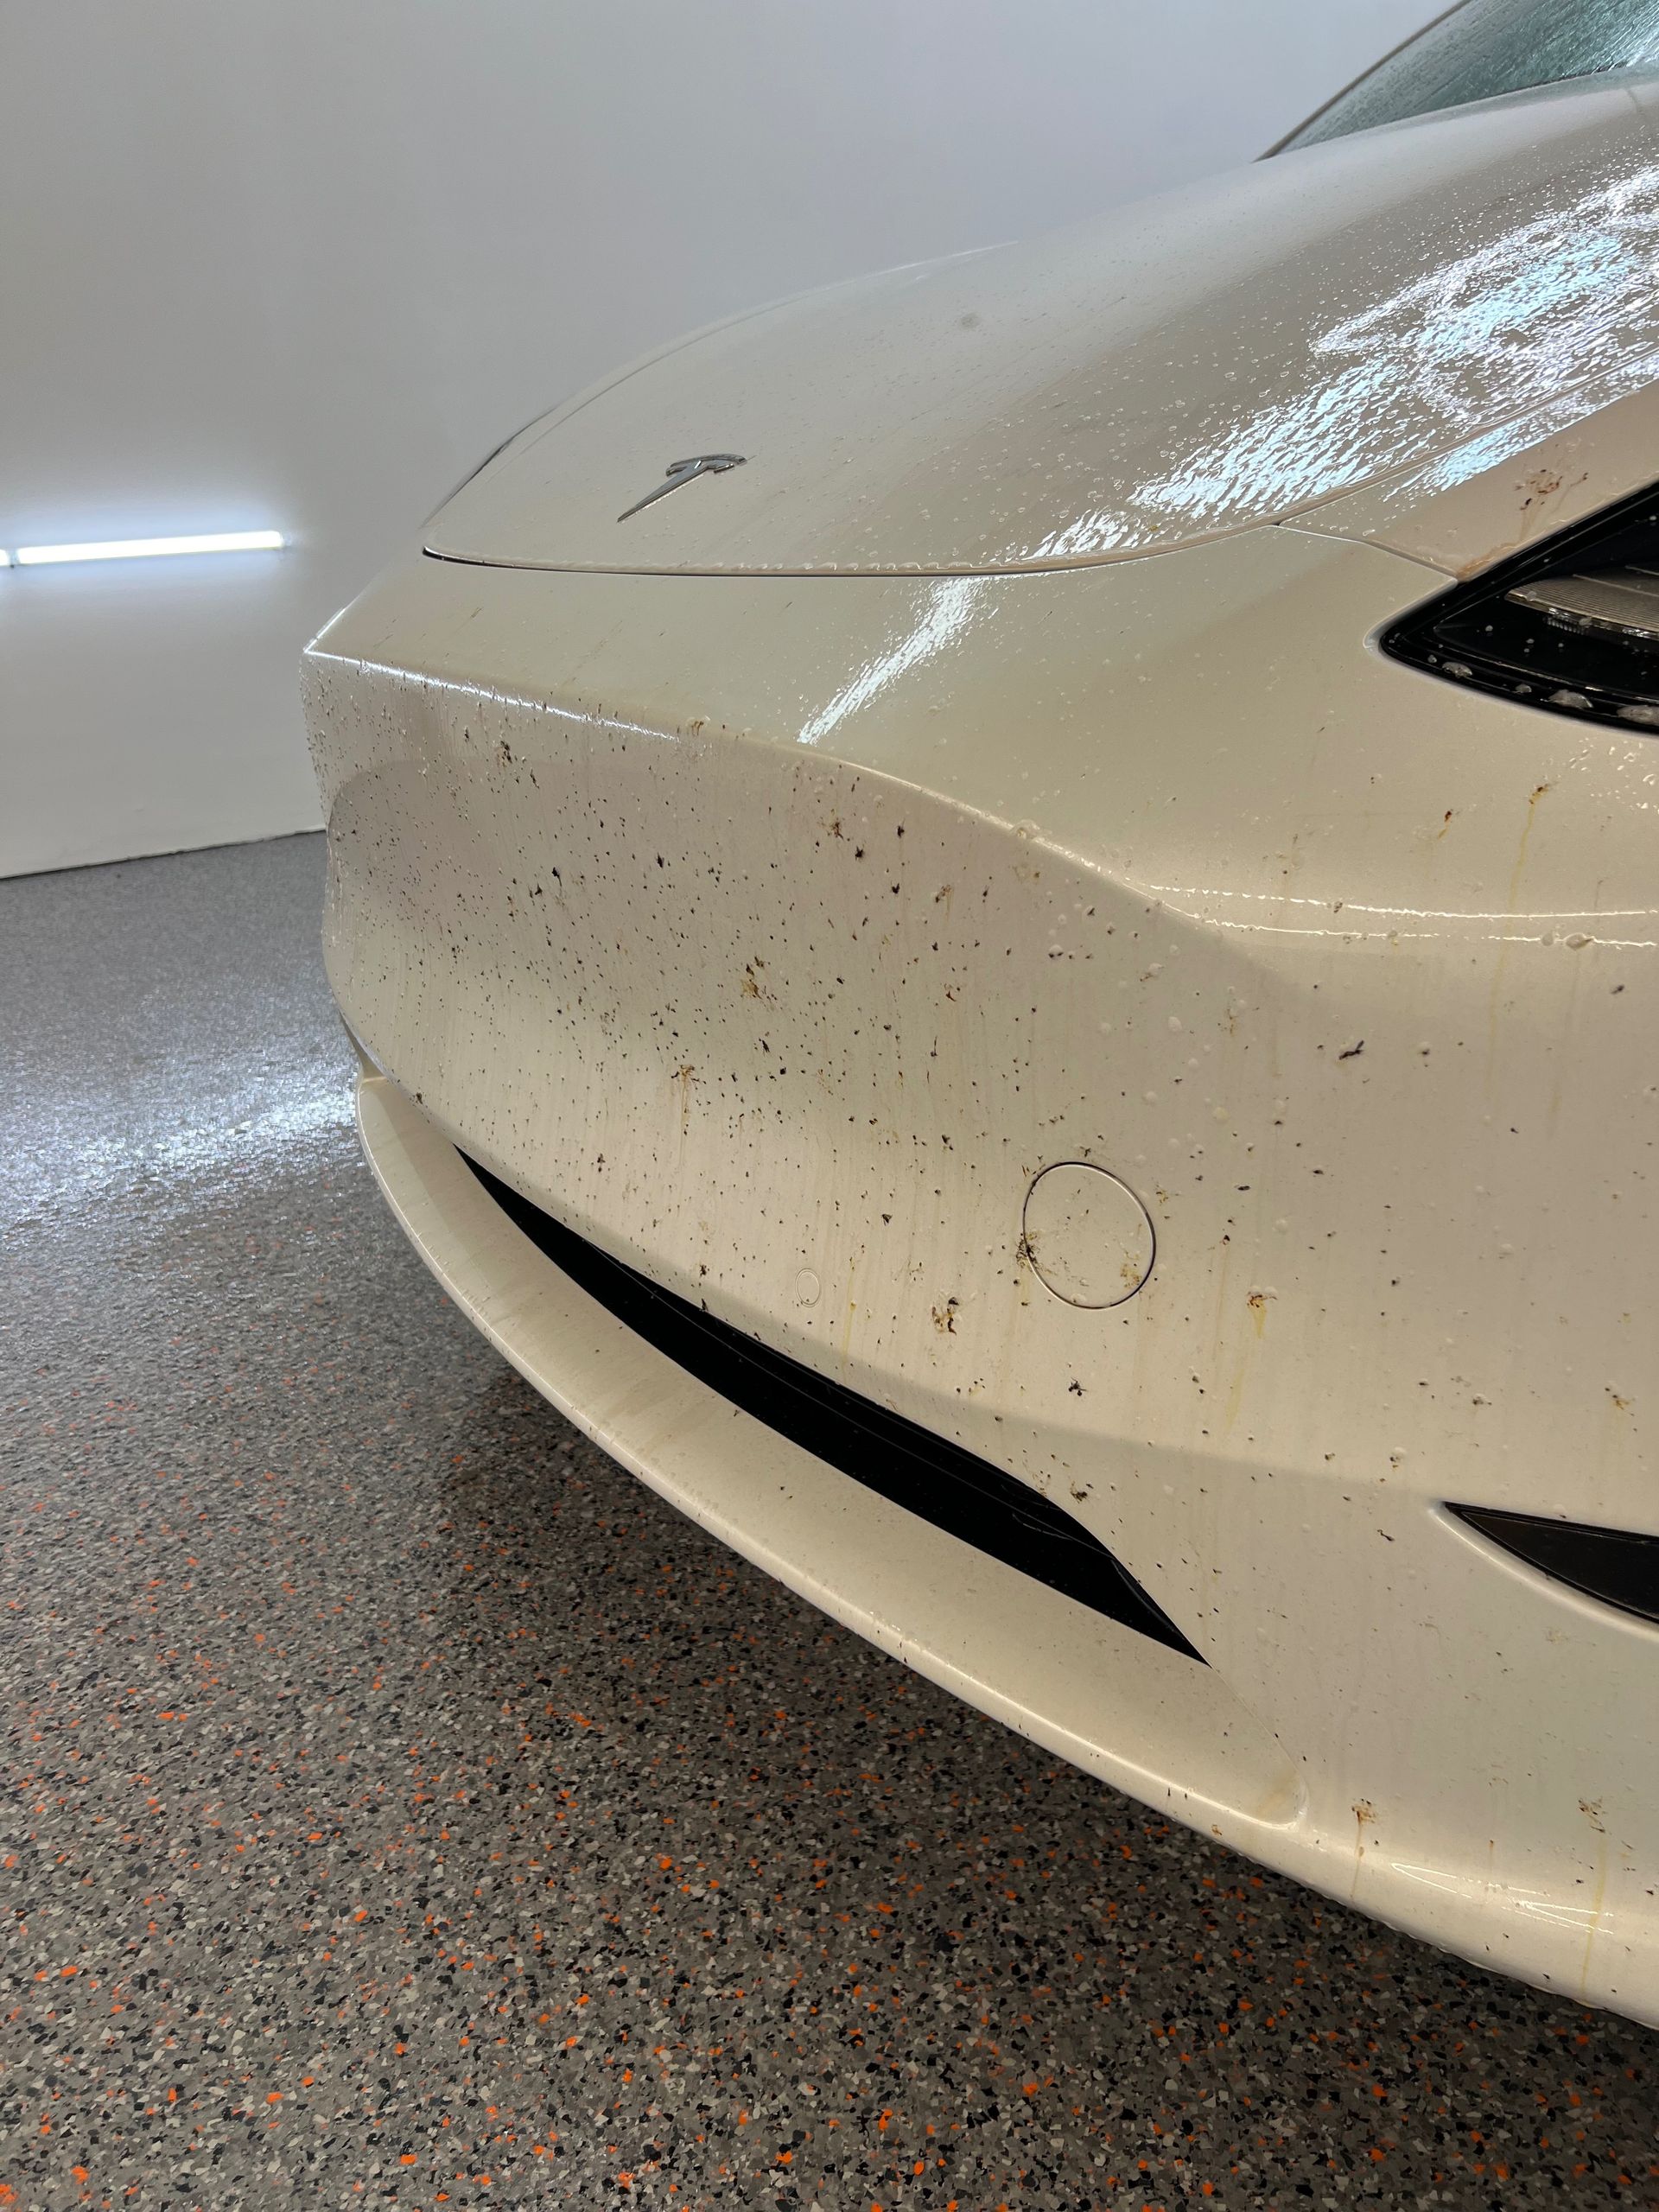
[{"left": 428, "top": 73, "right": 1659, "bottom": 577}]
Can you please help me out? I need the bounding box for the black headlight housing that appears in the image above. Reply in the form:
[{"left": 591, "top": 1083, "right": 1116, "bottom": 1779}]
[{"left": 1383, "top": 481, "right": 1659, "bottom": 733}]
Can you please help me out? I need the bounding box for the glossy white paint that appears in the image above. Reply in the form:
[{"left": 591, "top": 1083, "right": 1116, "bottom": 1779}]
[
  {"left": 306, "top": 75, "right": 1659, "bottom": 2022},
  {"left": 429, "top": 74, "right": 1659, "bottom": 575}
]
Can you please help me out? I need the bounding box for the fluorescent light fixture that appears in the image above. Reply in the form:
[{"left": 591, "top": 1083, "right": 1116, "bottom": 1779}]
[
  {"left": 12, "top": 530, "right": 285, "bottom": 567},
  {"left": 0, "top": 550, "right": 10, "bottom": 567}
]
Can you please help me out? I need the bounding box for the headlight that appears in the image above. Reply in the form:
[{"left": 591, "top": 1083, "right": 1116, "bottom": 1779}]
[{"left": 1385, "top": 482, "right": 1659, "bottom": 731}]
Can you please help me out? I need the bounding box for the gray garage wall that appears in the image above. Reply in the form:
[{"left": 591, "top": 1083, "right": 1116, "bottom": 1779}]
[{"left": 0, "top": 0, "right": 1437, "bottom": 878}]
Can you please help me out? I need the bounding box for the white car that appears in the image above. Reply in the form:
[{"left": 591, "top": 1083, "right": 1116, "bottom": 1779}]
[{"left": 304, "top": 1, "right": 1659, "bottom": 2025}]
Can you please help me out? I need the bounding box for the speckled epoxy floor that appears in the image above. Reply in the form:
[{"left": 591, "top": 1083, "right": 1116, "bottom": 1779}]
[{"left": 2, "top": 833, "right": 1655, "bottom": 2212}]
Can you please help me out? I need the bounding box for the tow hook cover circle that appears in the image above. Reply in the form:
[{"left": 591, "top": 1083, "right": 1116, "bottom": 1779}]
[{"left": 1022, "top": 1163, "right": 1155, "bottom": 1309}]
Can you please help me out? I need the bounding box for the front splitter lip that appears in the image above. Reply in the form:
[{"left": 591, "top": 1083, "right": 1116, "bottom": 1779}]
[{"left": 353, "top": 1061, "right": 1659, "bottom": 2026}]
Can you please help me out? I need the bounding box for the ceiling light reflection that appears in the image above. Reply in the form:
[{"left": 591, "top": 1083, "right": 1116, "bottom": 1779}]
[{"left": 12, "top": 530, "right": 285, "bottom": 567}]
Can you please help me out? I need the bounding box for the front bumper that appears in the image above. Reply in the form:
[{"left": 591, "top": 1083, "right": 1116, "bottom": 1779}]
[
  {"left": 310, "top": 536, "right": 1659, "bottom": 2021},
  {"left": 359, "top": 1065, "right": 1656, "bottom": 2016}
]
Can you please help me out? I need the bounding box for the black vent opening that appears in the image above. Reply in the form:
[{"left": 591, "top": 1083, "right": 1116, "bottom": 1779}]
[
  {"left": 462, "top": 1153, "right": 1202, "bottom": 1662},
  {"left": 1449, "top": 1503, "right": 1659, "bottom": 1627}
]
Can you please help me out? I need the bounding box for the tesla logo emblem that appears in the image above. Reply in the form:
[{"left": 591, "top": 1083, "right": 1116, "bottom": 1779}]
[{"left": 617, "top": 453, "right": 746, "bottom": 522}]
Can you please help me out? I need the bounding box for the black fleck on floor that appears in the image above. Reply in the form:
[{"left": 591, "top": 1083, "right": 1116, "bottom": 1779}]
[{"left": 2, "top": 834, "right": 1655, "bottom": 2212}]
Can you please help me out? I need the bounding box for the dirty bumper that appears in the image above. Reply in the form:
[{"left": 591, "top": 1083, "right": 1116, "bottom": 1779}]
[{"left": 308, "top": 541, "right": 1659, "bottom": 2022}]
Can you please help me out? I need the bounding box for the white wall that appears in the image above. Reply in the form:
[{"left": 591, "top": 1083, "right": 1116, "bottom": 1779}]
[{"left": 0, "top": 0, "right": 1436, "bottom": 878}]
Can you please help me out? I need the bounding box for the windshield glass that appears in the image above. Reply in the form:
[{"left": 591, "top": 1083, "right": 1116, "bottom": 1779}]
[{"left": 1281, "top": 0, "right": 1659, "bottom": 149}]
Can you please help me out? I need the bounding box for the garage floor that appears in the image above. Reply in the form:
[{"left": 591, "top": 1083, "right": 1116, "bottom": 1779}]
[{"left": 3, "top": 832, "right": 1655, "bottom": 2212}]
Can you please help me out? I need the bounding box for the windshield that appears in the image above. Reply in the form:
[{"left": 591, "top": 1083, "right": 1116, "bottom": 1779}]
[{"left": 1280, "top": 0, "right": 1659, "bottom": 149}]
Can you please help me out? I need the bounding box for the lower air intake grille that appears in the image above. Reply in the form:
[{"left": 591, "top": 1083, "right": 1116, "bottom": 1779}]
[
  {"left": 1449, "top": 1503, "right": 1659, "bottom": 1627},
  {"left": 463, "top": 1153, "right": 1201, "bottom": 1662}
]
